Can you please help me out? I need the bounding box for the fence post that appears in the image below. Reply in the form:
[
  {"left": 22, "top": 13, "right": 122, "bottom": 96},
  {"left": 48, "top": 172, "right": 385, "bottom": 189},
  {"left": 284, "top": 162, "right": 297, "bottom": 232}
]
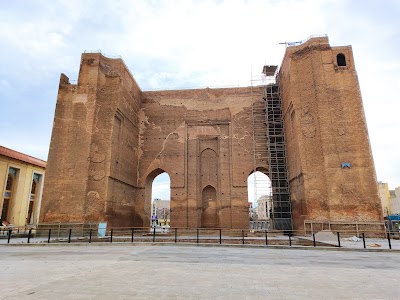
[
  {"left": 387, "top": 232, "right": 392, "bottom": 250},
  {"left": 197, "top": 229, "right": 199, "bottom": 244},
  {"left": 337, "top": 232, "right": 341, "bottom": 247},
  {"left": 27, "top": 228, "right": 32, "bottom": 244},
  {"left": 242, "top": 230, "right": 245, "bottom": 245},
  {"left": 265, "top": 230, "right": 268, "bottom": 246},
  {"left": 313, "top": 233, "right": 316, "bottom": 247},
  {"left": 68, "top": 229, "right": 72, "bottom": 243},
  {"left": 7, "top": 229, "right": 12, "bottom": 244},
  {"left": 289, "top": 232, "right": 292, "bottom": 246},
  {"left": 362, "top": 232, "right": 366, "bottom": 249},
  {"left": 153, "top": 227, "right": 156, "bottom": 242},
  {"left": 131, "top": 228, "right": 134, "bottom": 243},
  {"left": 110, "top": 229, "right": 113, "bottom": 243},
  {"left": 219, "top": 229, "right": 222, "bottom": 244},
  {"left": 89, "top": 229, "right": 92, "bottom": 243},
  {"left": 174, "top": 228, "right": 177, "bottom": 243},
  {"left": 48, "top": 229, "right": 51, "bottom": 244}
]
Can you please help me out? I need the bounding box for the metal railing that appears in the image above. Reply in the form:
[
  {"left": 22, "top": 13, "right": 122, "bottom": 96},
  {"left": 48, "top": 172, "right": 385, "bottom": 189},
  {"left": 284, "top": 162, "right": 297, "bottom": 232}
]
[{"left": 1, "top": 226, "right": 399, "bottom": 250}]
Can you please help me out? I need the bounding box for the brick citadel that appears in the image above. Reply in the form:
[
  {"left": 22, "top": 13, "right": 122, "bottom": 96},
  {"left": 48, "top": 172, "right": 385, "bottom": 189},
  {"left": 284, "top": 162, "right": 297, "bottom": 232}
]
[{"left": 40, "top": 36, "right": 383, "bottom": 230}]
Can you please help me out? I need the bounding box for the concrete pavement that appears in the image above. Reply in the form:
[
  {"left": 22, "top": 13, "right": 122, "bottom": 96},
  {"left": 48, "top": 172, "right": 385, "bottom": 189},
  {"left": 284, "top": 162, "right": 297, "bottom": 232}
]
[{"left": 0, "top": 245, "right": 399, "bottom": 299}]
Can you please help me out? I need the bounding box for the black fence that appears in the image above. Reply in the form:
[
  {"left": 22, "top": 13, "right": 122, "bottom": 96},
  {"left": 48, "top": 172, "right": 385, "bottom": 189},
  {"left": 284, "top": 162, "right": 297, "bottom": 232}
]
[{"left": 1, "top": 226, "right": 399, "bottom": 250}]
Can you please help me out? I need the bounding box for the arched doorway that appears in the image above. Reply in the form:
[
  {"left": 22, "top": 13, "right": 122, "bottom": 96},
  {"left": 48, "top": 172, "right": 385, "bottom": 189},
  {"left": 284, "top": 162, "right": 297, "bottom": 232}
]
[
  {"left": 145, "top": 169, "right": 171, "bottom": 227},
  {"left": 201, "top": 185, "right": 218, "bottom": 228},
  {"left": 247, "top": 169, "right": 272, "bottom": 230}
]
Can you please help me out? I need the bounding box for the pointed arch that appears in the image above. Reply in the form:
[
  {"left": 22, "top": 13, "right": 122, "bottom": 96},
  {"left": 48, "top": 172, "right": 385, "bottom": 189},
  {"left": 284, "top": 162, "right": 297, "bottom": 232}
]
[
  {"left": 247, "top": 170, "right": 272, "bottom": 222},
  {"left": 144, "top": 168, "right": 171, "bottom": 227},
  {"left": 201, "top": 185, "right": 218, "bottom": 228}
]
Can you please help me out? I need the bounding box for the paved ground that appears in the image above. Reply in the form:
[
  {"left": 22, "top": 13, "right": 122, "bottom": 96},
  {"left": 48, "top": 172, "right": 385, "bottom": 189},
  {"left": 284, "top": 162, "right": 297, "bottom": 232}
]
[{"left": 0, "top": 245, "right": 399, "bottom": 299}]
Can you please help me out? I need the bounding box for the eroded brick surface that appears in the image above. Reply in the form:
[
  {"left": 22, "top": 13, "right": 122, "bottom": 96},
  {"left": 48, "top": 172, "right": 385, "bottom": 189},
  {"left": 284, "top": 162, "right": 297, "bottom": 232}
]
[{"left": 40, "top": 37, "right": 382, "bottom": 229}]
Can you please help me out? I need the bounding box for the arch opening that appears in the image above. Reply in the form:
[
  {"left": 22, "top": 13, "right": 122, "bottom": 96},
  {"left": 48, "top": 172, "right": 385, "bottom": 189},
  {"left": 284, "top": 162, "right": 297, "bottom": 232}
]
[
  {"left": 145, "top": 170, "right": 171, "bottom": 228},
  {"left": 247, "top": 170, "right": 272, "bottom": 231}
]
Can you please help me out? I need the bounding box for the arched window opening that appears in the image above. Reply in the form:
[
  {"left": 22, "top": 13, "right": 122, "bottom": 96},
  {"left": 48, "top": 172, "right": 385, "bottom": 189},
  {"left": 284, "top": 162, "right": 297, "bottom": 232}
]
[
  {"left": 337, "top": 53, "right": 346, "bottom": 66},
  {"left": 2, "top": 168, "right": 17, "bottom": 224},
  {"left": 150, "top": 172, "right": 170, "bottom": 228},
  {"left": 247, "top": 171, "right": 272, "bottom": 230},
  {"left": 26, "top": 174, "right": 40, "bottom": 224}
]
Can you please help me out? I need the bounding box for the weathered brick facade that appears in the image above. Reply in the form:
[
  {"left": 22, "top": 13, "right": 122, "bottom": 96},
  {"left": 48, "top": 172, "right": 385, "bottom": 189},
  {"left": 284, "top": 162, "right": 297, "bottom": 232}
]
[{"left": 40, "top": 36, "right": 382, "bottom": 229}]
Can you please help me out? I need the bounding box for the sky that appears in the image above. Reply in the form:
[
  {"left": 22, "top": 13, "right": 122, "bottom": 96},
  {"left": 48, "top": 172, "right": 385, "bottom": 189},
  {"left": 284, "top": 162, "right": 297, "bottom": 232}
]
[{"left": 1, "top": 0, "right": 399, "bottom": 200}]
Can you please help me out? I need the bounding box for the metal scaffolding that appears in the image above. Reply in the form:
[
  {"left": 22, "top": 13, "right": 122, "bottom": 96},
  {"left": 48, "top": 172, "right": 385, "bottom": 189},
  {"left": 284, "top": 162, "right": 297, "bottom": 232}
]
[
  {"left": 251, "top": 65, "right": 292, "bottom": 230},
  {"left": 263, "top": 70, "right": 292, "bottom": 231}
]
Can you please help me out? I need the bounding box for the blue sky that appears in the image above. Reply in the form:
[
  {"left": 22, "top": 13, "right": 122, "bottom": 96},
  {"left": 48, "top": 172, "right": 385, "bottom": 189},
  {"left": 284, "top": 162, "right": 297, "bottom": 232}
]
[{"left": 1, "top": 0, "right": 399, "bottom": 198}]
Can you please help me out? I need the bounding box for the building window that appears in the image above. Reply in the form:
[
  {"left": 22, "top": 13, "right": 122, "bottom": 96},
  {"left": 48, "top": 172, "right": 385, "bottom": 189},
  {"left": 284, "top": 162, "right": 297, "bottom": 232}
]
[
  {"left": 27, "top": 173, "right": 41, "bottom": 224},
  {"left": 2, "top": 167, "right": 18, "bottom": 223},
  {"left": 337, "top": 53, "right": 346, "bottom": 66}
]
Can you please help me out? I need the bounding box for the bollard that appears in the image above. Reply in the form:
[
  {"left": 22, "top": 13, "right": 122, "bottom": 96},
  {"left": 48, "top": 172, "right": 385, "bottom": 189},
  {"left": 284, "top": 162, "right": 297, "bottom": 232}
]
[
  {"left": 110, "top": 229, "right": 113, "bottom": 243},
  {"left": 362, "top": 232, "right": 366, "bottom": 249},
  {"left": 175, "top": 228, "right": 177, "bottom": 243},
  {"left": 242, "top": 230, "right": 245, "bottom": 245},
  {"left": 68, "top": 229, "right": 72, "bottom": 243},
  {"left": 7, "top": 229, "right": 12, "bottom": 244},
  {"left": 48, "top": 229, "right": 52, "bottom": 244},
  {"left": 387, "top": 232, "right": 392, "bottom": 250},
  {"left": 131, "top": 228, "right": 134, "bottom": 243},
  {"left": 197, "top": 229, "right": 199, "bottom": 244},
  {"left": 27, "top": 229, "right": 32, "bottom": 244},
  {"left": 337, "top": 232, "right": 341, "bottom": 247},
  {"left": 89, "top": 229, "right": 92, "bottom": 244},
  {"left": 265, "top": 231, "right": 268, "bottom": 246},
  {"left": 219, "top": 229, "right": 222, "bottom": 244},
  {"left": 289, "top": 233, "right": 292, "bottom": 246},
  {"left": 313, "top": 233, "right": 316, "bottom": 247},
  {"left": 153, "top": 227, "right": 156, "bottom": 242}
]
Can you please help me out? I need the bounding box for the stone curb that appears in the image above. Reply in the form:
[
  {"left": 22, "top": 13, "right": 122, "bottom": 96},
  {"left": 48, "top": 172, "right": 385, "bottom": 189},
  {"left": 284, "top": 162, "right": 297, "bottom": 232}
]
[{"left": 1, "top": 242, "right": 398, "bottom": 253}]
